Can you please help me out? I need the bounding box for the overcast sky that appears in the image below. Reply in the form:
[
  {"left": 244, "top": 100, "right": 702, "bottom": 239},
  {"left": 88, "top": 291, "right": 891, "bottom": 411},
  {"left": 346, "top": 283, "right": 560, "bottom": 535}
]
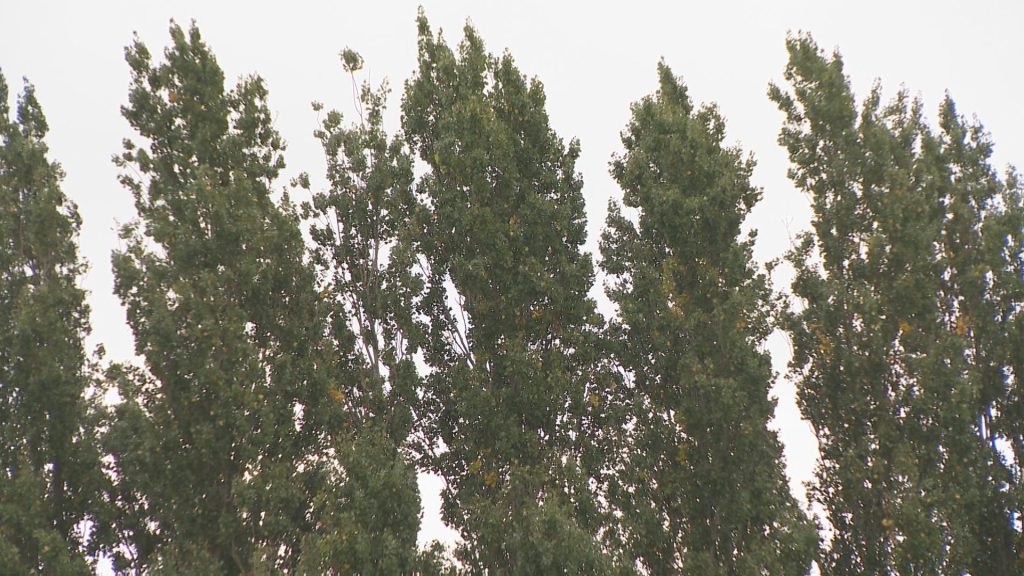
[{"left": 3, "top": 0, "right": 1022, "bottom": 556}]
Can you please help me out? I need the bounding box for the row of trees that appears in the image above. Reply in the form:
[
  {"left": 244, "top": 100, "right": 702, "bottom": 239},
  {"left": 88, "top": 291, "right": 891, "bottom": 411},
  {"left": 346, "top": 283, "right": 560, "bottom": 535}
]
[{"left": 2, "top": 13, "right": 1021, "bottom": 575}]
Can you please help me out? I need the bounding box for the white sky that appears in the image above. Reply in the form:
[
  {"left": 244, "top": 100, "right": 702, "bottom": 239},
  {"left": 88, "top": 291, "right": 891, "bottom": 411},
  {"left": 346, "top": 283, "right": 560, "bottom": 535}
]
[{"left": 3, "top": 0, "right": 1022, "bottom": 562}]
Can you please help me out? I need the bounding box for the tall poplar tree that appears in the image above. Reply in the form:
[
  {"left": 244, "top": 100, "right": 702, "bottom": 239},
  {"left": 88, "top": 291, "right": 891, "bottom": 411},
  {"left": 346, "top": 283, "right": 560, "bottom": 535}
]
[
  {"left": 993, "top": 158, "right": 1024, "bottom": 569},
  {"left": 601, "top": 62, "right": 817, "bottom": 575},
  {"left": 402, "top": 12, "right": 620, "bottom": 573},
  {"left": 297, "top": 48, "right": 427, "bottom": 574},
  {"left": 770, "top": 33, "right": 1022, "bottom": 574},
  {"left": 931, "top": 98, "right": 1023, "bottom": 573},
  {"left": 103, "top": 23, "right": 345, "bottom": 573},
  {"left": 0, "top": 72, "right": 103, "bottom": 574}
]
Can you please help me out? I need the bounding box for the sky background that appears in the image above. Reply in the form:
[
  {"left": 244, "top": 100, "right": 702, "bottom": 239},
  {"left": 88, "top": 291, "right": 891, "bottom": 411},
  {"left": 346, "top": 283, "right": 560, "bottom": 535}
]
[{"left": 3, "top": 0, "right": 1022, "bottom": 560}]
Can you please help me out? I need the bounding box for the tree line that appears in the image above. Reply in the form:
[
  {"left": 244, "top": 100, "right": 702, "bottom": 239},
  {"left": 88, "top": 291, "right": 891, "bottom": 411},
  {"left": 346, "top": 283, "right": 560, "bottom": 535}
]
[{"left": 2, "top": 11, "right": 1021, "bottom": 575}]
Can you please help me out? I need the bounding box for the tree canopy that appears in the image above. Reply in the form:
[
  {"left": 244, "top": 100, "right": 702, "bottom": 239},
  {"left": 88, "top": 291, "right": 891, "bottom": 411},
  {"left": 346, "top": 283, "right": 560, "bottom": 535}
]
[
  {"left": 0, "top": 70, "right": 104, "bottom": 575},
  {"left": 771, "top": 33, "right": 1022, "bottom": 575},
  {"left": 1, "top": 15, "right": 1021, "bottom": 576},
  {"left": 602, "top": 62, "right": 818, "bottom": 575},
  {"left": 103, "top": 23, "right": 346, "bottom": 573},
  {"left": 402, "top": 12, "right": 619, "bottom": 573}
]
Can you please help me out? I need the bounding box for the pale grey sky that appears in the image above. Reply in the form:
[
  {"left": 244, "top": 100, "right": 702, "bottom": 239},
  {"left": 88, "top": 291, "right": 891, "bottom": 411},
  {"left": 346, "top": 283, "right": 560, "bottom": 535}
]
[{"left": 3, "top": 0, "right": 1022, "bottom": 560}]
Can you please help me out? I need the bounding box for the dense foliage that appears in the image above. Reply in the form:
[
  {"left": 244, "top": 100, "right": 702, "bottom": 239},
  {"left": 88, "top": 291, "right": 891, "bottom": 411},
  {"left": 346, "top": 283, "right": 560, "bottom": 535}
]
[
  {"left": 102, "top": 24, "right": 348, "bottom": 573},
  {"left": 402, "top": 13, "right": 619, "bottom": 573},
  {"left": 771, "top": 34, "right": 1023, "bottom": 575},
  {"left": 602, "top": 62, "right": 818, "bottom": 575},
  {"left": 2, "top": 15, "right": 1021, "bottom": 576},
  {"left": 0, "top": 72, "right": 104, "bottom": 574}
]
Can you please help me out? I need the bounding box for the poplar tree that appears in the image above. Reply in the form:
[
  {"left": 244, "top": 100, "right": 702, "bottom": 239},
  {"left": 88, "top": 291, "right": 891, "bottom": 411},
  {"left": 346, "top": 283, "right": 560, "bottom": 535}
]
[
  {"left": 0, "top": 72, "right": 103, "bottom": 574},
  {"left": 601, "top": 62, "right": 817, "bottom": 575},
  {"left": 103, "top": 23, "right": 345, "bottom": 573},
  {"left": 770, "top": 33, "right": 1022, "bottom": 575},
  {"left": 931, "top": 98, "right": 1022, "bottom": 573},
  {"left": 402, "top": 12, "right": 619, "bottom": 573},
  {"left": 297, "top": 48, "right": 426, "bottom": 574}
]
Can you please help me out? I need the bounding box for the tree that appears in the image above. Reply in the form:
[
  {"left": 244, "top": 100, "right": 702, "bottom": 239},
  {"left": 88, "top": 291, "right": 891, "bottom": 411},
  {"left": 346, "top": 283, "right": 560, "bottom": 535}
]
[
  {"left": 0, "top": 72, "right": 103, "bottom": 574},
  {"left": 770, "top": 33, "right": 1022, "bottom": 575},
  {"left": 402, "top": 12, "right": 621, "bottom": 573},
  {"left": 601, "top": 62, "right": 818, "bottom": 575},
  {"left": 102, "top": 23, "right": 346, "bottom": 573},
  {"left": 296, "top": 48, "right": 427, "bottom": 574}
]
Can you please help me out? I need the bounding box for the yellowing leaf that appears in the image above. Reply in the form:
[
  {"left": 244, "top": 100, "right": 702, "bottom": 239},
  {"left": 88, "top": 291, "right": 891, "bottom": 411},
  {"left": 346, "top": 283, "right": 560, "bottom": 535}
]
[
  {"left": 588, "top": 393, "right": 601, "bottom": 408},
  {"left": 483, "top": 470, "right": 498, "bottom": 488},
  {"left": 328, "top": 387, "right": 346, "bottom": 403},
  {"left": 818, "top": 335, "right": 833, "bottom": 356},
  {"left": 676, "top": 444, "right": 688, "bottom": 465},
  {"left": 881, "top": 517, "right": 895, "bottom": 529},
  {"left": 468, "top": 459, "right": 482, "bottom": 474},
  {"left": 955, "top": 315, "right": 969, "bottom": 336},
  {"left": 898, "top": 319, "right": 912, "bottom": 334}
]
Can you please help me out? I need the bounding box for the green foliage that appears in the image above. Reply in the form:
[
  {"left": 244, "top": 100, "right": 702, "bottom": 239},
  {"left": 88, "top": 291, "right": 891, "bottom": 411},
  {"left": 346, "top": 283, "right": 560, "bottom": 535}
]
[
  {"left": 601, "top": 62, "right": 818, "bottom": 575},
  {"left": 102, "top": 23, "right": 346, "bottom": 573},
  {"left": 770, "top": 33, "right": 1023, "bottom": 575},
  {"left": 0, "top": 71, "right": 102, "bottom": 574},
  {"left": 402, "top": 11, "right": 620, "bottom": 573},
  {"left": 6, "top": 18, "right": 1022, "bottom": 574},
  {"left": 299, "top": 49, "right": 428, "bottom": 573},
  {"left": 298, "top": 428, "right": 422, "bottom": 574}
]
